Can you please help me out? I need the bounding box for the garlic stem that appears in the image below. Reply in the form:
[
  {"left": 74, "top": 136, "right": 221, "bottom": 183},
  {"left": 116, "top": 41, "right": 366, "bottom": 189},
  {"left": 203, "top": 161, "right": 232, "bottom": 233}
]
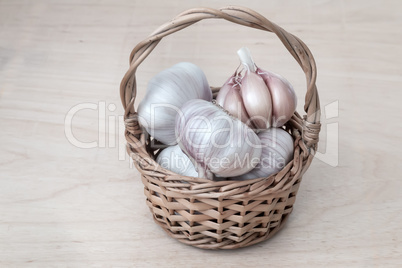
[{"left": 237, "top": 47, "right": 256, "bottom": 73}]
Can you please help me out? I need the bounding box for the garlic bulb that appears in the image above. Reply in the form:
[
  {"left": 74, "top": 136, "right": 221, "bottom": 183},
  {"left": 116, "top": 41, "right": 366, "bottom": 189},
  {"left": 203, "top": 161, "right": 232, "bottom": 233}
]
[
  {"left": 137, "top": 62, "right": 212, "bottom": 145},
  {"left": 215, "top": 47, "right": 297, "bottom": 129},
  {"left": 156, "top": 145, "right": 198, "bottom": 177},
  {"left": 175, "top": 99, "right": 262, "bottom": 180},
  {"left": 231, "top": 128, "right": 294, "bottom": 180},
  {"left": 257, "top": 68, "right": 297, "bottom": 127}
]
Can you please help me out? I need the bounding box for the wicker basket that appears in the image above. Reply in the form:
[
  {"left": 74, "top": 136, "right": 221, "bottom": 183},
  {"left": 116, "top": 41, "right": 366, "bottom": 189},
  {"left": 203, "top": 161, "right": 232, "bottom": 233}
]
[{"left": 120, "top": 6, "right": 321, "bottom": 249}]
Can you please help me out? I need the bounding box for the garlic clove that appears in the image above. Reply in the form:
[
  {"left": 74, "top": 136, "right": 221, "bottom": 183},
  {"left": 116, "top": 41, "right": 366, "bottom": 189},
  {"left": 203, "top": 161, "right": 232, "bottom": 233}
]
[
  {"left": 216, "top": 73, "right": 236, "bottom": 107},
  {"left": 176, "top": 99, "right": 262, "bottom": 180},
  {"left": 237, "top": 47, "right": 273, "bottom": 130},
  {"left": 240, "top": 69, "right": 273, "bottom": 129},
  {"left": 216, "top": 74, "right": 254, "bottom": 128},
  {"left": 223, "top": 85, "right": 253, "bottom": 127},
  {"left": 156, "top": 145, "right": 198, "bottom": 177},
  {"left": 231, "top": 127, "right": 294, "bottom": 180},
  {"left": 137, "top": 62, "right": 212, "bottom": 145},
  {"left": 257, "top": 67, "right": 297, "bottom": 127}
]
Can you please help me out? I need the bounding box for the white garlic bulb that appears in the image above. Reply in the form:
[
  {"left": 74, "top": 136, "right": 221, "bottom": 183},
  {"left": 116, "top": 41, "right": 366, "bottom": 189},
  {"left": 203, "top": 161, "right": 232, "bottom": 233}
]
[
  {"left": 231, "top": 128, "right": 294, "bottom": 180},
  {"left": 175, "top": 99, "right": 262, "bottom": 180},
  {"left": 137, "top": 62, "right": 212, "bottom": 145},
  {"left": 156, "top": 145, "right": 198, "bottom": 177}
]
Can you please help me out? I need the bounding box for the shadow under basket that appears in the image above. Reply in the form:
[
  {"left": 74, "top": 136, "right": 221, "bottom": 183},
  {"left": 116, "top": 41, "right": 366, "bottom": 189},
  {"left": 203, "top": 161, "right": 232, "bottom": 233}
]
[{"left": 120, "top": 6, "right": 321, "bottom": 250}]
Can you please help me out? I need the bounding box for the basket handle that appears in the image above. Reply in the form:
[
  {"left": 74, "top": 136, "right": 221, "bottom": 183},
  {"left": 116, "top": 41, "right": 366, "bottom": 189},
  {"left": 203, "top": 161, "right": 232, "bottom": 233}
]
[{"left": 120, "top": 6, "right": 320, "bottom": 152}]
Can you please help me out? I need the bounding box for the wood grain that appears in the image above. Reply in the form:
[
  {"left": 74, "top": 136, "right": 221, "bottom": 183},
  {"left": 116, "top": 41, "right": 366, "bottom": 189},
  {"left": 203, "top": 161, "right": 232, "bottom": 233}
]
[{"left": 1, "top": 0, "right": 401, "bottom": 267}]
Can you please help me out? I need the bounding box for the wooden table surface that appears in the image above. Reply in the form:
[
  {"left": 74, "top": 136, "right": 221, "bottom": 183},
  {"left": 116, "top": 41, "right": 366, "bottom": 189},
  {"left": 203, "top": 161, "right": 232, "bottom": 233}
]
[{"left": 1, "top": 0, "right": 401, "bottom": 267}]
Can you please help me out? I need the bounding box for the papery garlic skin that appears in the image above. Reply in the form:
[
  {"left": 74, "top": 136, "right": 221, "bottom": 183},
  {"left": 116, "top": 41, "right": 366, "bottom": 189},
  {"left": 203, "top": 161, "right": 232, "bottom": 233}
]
[
  {"left": 231, "top": 128, "right": 294, "bottom": 180},
  {"left": 137, "top": 62, "right": 212, "bottom": 145},
  {"left": 237, "top": 47, "right": 273, "bottom": 129},
  {"left": 156, "top": 145, "right": 198, "bottom": 177},
  {"left": 175, "top": 99, "right": 262, "bottom": 180},
  {"left": 257, "top": 67, "right": 297, "bottom": 127}
]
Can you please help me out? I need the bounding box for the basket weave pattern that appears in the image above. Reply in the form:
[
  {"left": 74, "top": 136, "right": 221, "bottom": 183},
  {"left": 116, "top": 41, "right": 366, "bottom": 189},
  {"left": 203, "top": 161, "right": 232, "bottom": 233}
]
[{"left": 120, "top": 6, "right": 321, "bottom": 249}]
